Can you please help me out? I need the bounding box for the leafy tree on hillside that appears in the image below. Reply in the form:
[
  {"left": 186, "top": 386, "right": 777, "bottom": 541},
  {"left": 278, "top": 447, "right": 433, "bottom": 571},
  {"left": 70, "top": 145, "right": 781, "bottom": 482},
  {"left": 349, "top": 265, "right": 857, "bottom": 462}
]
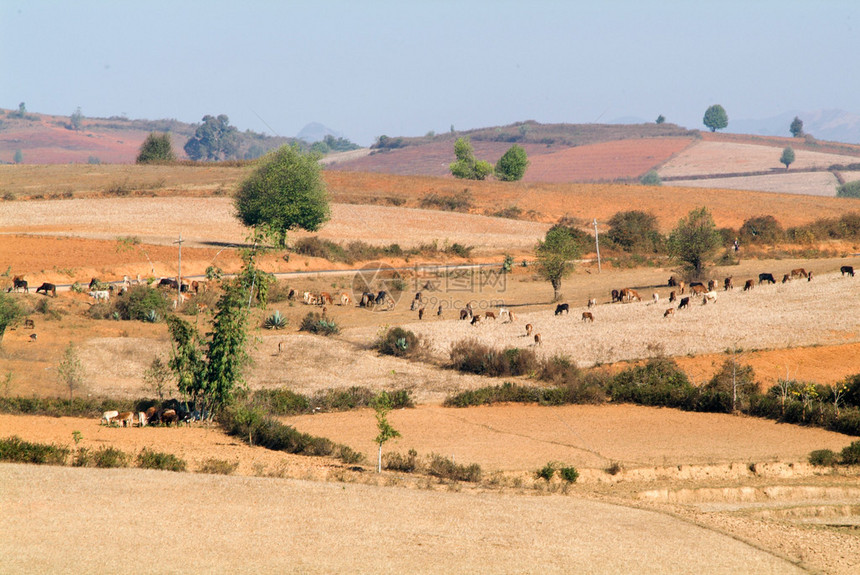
[
  {"left": 57, "top": 342, "right": 86, "bottom": 401},
  {"left": 13, "top": 149, "right": 22, "bottom": 164},
  {"left": 656, "top": 115, "right": 666, "bottom": 124},
  {"left": 184, "top": 114, "right": 240, "bottom": 161},
  {"left": 535, "top": 225, "right": 583, "bottom": 301},
  {"left": 494, "top": 144, "right": 529, "bottom": 181},
  {"left": 703, "top": 104, "right": 728, "bottom": 132},
  {"left": 9, "top": 102, "right": 26, "bottom": 119},
  {"left": 372, "top": 391, "right": 401, "bottom": 473},
  {"left": 607, "top": 210, "right": 663, "bottom": 253},
  {"left": 69, "top": 107, "right": 83, "bottom": 131},
  {"left": 739, "top": 215, "right": 784, "bottom": 244},
  {"left": 449, "top": 137, "right": 493, "bottom": 180},
  {"left": 790, "top": 116, "right": 804, "bottom": 138},
  {"left": 310, "top": 134, "right": 361, "bottom": 155},
  {"left": 640, "top": 170, "right": 661, "bottom": 186},
  {"left": 136, "top": 132, "right": 176, "bottom": 164},
  {"left": 780, "top": 146, "right": 795, "bottom": 170},
  {"left": 837, "top": 181, "right": 860, "bottom": 199},
  {"left": 667, "top": 206, "right": 722, "bottom": 278},
  {"left": 0, "top": 292, "right": 23, "bottom": 345},
  {"left": 234, "top": 144, "right": 330, "bottom": 247}
]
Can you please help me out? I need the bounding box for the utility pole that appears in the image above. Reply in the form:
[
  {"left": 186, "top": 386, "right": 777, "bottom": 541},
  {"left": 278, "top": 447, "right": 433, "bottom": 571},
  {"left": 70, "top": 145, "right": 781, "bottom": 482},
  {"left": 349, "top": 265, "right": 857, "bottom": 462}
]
[
  {"left": 593, "top": 219, "right": 601, "bottom": 273},
  {"left": 174, "top": 233, "right": 184, "bottom": 305}
]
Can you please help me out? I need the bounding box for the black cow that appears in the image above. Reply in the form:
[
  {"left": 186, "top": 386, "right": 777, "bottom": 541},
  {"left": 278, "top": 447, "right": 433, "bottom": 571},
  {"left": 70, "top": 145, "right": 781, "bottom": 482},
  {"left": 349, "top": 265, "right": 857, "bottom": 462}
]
[
  {"left": 841, "top": 265, "right": 855, "bottom": 277},
  {"left": 678, "top": 297, "right": 690, "bottom": 310},
  {"left": 11, "top": 277, "right": 28, "bottom": 293},
  {"left": 158, "top": 278, "right": 179, "bottom": 290},
  {"left": 554, "top": 303, "right": 569, "bottom": 315},
  {"left": 611, "top": 289, "right": 622, "bottom": 303},
  {"left": 758, "top": 273, "right": 776, "bottom": 285},
  {"left": 375, "top": 291, "right": 389, "bottom": 306},
  {"left": 35, "top": 282, "right": 57, "bottom": 297}
]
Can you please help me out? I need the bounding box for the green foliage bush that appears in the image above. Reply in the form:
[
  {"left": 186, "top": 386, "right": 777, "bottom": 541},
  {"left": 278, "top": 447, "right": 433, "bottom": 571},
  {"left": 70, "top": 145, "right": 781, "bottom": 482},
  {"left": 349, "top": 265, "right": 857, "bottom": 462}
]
[
  {"left": 739, "top": 215, "right": 785, "bottom": 244},
  {"left": 299, "top": 312, "right": 340, "bottom": 335},
  {"left": 253, "top": 388, "right": 311, "bottom": 415},
  {"left": 606, "top": 210, "right": 664, "bottom": 253},
  {"left": 0, "top": 395, "right": 139, "bottom": 418},
  {"left": 427, "top": 453, "right": 482, "bottom": 482},
  {"left": 808, "top": 449, "right": 837, "bottom": 467},
  {"left": 494, "top": 144, "right": 529, "bottom": 181},
  {"left": 640, "top": 170, "right": 661, "bottom": 186},
  {"left": 0, "top": 436, "right": 69, "bottom": 465},
  {"left": 559, "top": 465, "right": 579, "bottom": 483},
  {"left": 112, "top": 285, "right": 171, "bottom": 322},
  {"left": 837, "top": 181, "right": 860, "bottom": 199},
  {"left": 383, "top": 449, "right": 419, "bottom": 473},
  {"left": 136, "top": 448, "right": 186, "bottom": 471},
  {"left": 840, "top": 441, "right": 860, "bottom": 465},
  {"left": 93, "top": 447, "right": 130, "bottom": 468},
  {"left": 609, "top": 358, "right": 695, "bottom": 408},
  {"left": 449, "top": 339, "right": 539, "bottom": 378},
  {"left": 536, "top": 461, "right": 556, "bottom": 481},
  {"left": 197, "top": 458, "right": 239, "bottom": 475},
  {"left": 420, "top": 190, "right": 474, "bottom": 212},
  {"left": 136, "top": 132, "right": 176, "bottom": 164},
  {"left": 375, "top": 327, "right": 423, "bottom": 358}
]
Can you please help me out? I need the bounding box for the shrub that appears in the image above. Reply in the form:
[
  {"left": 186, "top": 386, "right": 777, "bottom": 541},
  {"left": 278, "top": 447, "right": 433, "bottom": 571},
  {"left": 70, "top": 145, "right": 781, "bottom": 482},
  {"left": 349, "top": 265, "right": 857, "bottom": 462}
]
[
  {"left": 609, "top": 358, "right": 695, "bottom": 408},
  {"left": 420, "top": 190, "right": 474, "bottom": 212},
  {"left": 263, "top": 310, "right": 288, "bottom": 330},
  {"left": 254, "top": 388, "right": 311, "bottom": 415},
  {"left": 0, "top": 436, "right": 69, "bottom": 465},
  {"left": 0, "top": 395, "right": 137, "bottom": 418},
  {"left": 808, "top": 449, "right": 837, "bottom": 467},
  {"left": 840, "top": 441, "right": 860, "bottom": 465},
  {"left": 640, "top": 170, "right": 661, "bottom": 186},
  {"left": 197, "top": 457, "right": 239, "bottom": 475},
  {"left": 837, "top": 181, "right": 860, "bottom": 199},
  {"left": 376, "top": 327, "right": 422, "bottom": 358},
  {"left": 606, "top": 210, "right": 664, "bottom": 253},
  {"left": 293, "top": 236, "right": 350, "bottom": 263},
  {"left": 93, "top": 447, "right": 130, "bottom": 468},
  {"left": 299, "top": 312, "right": 340, "bottom": 335},
  {"left": 536, "top": 461, "right": 556, "bottom": 481},
  {"left": 427, "top": 453, "right": 482, "bottom": 482},
  {"left": 113, "top": 285, "right": 171, "bottom": 321},
  {"left": 136, "top": 448, "right": 186, "bottom": 471},
  {"left": 383, "top": 448, "right": 419, "bottom": 473},
  {"left": 559, "top": 465, "right": 579, "bottom": 482},
  {"left": 739, "top": 215, "right": 785, "bottom": 245},
  {"left": 449, "top": 339, "right": 538, "bottom": 378}
]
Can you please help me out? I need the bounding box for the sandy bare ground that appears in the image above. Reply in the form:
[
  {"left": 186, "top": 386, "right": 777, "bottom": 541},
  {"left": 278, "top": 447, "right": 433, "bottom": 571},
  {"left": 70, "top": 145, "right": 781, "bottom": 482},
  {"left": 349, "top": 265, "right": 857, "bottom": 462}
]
[
  {"left": 668, "top": 171, "right": 842, "bottom": 197},
  {"left": 659, "top": 141, "right": 857, "bottom": 178},
  {"left": 0, "top": 463, "right": 809, "bottom": 575}
]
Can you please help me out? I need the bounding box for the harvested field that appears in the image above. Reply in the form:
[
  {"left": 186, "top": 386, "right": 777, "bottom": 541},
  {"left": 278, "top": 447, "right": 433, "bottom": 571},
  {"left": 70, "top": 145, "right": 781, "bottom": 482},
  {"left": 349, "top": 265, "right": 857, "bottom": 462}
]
[
  {"left": 522, "top": 137, "right": 693, "bottom": 182},
  {"left": 668, "top": 171, "right": 842, "bottom": 197},
  {"left": 386, "top": 270, "right": 860, "bottom": 369},
  {"left": 659, "top": 141, "right": 857, "bottom": 178}
]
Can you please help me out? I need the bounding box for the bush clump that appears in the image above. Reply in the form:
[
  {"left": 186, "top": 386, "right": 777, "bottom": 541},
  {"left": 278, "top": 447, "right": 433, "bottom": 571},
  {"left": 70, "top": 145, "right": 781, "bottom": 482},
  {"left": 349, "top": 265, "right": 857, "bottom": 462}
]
[
  {"left": 0, "top": 436, "right": 69, "bottom": 465},
  {"left": 375, "top": 327, "right": 423, "bottom": 358},
  {"left": 608, "top": 358, "right": 695, "bottom": 408},
  {"left": 536, "top": 461, "right": 557, "bottom": 481},
  {"left": 840, "top": 441, "right": 860, "bottom": 465},
  {"left": 299, "top": 312, "right": 340, "bottom": 336},
  {"left": 92, "top": 447, "right": 130, "bottom": 468},
  {"left": 383, "top": 449, "right": 419, "bottom": 473},
  {"left": 427, "top": 453, "right": 482, "bottom": 482},
  {"left": 449, "top": 339, "right": 539, "bottom": 378},
  {"left": 197, "top": 457, "right": 239, "bottom": 475},
  {"left": 559, "top": 465, "right": 579, "bottom": 483},
  {"left": 808, "top": 449, "right": 838, "bottom": 467},
  {"left": 136, "top": 448, "right": 186, "bottom": 471}
]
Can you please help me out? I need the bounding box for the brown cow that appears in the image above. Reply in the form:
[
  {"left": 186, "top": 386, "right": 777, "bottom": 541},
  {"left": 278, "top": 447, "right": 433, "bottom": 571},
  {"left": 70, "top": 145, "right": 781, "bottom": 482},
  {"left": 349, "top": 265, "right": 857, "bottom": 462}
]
[
  {"left": 35, "top": 282, "right": 57, "bottom": 297},
  {"left": 470, "top": 315, "right": 481, "bottom": 326},
  {"left": 663, "top": 308, "right": 674, "bottom": 318},
  {"left": 418, "top": 307, "right": 425, "bottom": 320},
  {"left": 533, "top": 333, "right": 542, "bottom": 346},
  {"left": 459, "top": 309, "right": 469, "bottom": 320},
  {"left": 724, "top": 276, "right": 733, "bottom": 291},
  {"left": 743, "top": 279, "right": 755, "bottom": 291},
  {"left": 581, "top": 312, "right": 594, "bottom": 322},
  {"left": 790, "top": 268, "right": 808, "bottom": 279},
  {"left": 620, "top": 288, "right": 640, "bottom": 302},
  {"left": 115, "top": 411, "right": 134, "bottom": 428},
  {"left": 485, "top": 311, "right": 496, "bottom": 320},
  {"left": 677, "top": 281, "right": 686, "bottom": 294},
  {"left": 525, "top": 323, "right": 533, "bottom": 336},
  {"left": 689, "top": 284, "right": 707, "bottom": 295},
  {"left": 669, "top": 291, "right": 677, "bottom": 303},
  {"left": 707, "top": 279, "right": 718, "bottom": 292}
]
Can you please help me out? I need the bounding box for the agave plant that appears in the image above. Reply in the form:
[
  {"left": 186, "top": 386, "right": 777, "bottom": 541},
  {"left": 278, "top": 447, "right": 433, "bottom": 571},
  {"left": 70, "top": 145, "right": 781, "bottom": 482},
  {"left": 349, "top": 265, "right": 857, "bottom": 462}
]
[
  {"left": 264, "top": 310, "right": 288, "bottom": 330},
  {"left": 145, "top": 309, "right": 159, "bottom": 323}
]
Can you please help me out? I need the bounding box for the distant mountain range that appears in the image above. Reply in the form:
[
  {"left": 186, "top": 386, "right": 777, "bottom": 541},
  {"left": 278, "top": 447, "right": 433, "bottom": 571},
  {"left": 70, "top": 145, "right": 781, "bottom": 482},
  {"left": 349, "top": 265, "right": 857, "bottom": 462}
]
[{"left": 727, "top": 109, "right": 860, "bottom": 144}]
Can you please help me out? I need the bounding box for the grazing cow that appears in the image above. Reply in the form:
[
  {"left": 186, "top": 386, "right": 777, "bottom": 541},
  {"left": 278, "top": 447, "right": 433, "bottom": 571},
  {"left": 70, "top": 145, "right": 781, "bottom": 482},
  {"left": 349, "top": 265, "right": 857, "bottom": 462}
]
[
  {"left": 88, "top": 290, "right": 110, "bottom": 302},
  {"left": 88, "top": 277, "right": 101, "bottom": 290},
  {"left": 782, "top": 274, "right": 791, "bottom": 284},
  {"left": 743, "top": 279, "right": 755, "bottom": 291},
  {"left": 190, "top": 280, "right": 200, "bottom": 294},
  {"left": 116, "top": 411, "right": 134, "bottom": 428},
  {"left": 689, "top": 284, "right": 707, "bottom": 296},
  {"left": 707, "top": 279, "right": 718, "bottom": 292},
  {"left": 807, "top": 271, "right": 813, "bottom": 281},
  {"left": 651, "top": 293, "right": 659, "bottom": 305},
  {"left": 437, "top": 304, "right": 443, "bottom": 317},
  {"left": 360, "top": 292, "right": 375, "bottom": 308},
  {"left": 534, "top": 333, "right": 542, "bottom": 346},
  {"left": 678, "top": 297, "right": 690, "bottom": 310},
  {"left": 702, "top": 291, "right": 717, "bottom": 305},
  {"left": 678, "top": 281, "right": 686, "bottom": 294},
  {"left": 498, "top": 308, "right": 510, "bottom": 322},
  {"left": 581, "top": 312, "right": 594, "bottom": 322},
  {"left": 320, "top": 292, "right": 333, "bottom": 305},
  {"left": 101, "top": 411, "right": 119, "bottom": 425},
  {"left": 459, "top": 309, "right": 469, "bottom": 320},
  {"left": 35, "top": 282, "right": 57, "bottom": 297},
  {"left": 161, "top": 409, "right": 178, "bottom": 426},
  {"left": 663, "top": 308, "right": 674, "bottom": 318},
  {"left": 340, "top": 293, "right": 351, "bottom": 306},
  {"left": 24, "top": 318, "right": 35, "bottom": 329},
  {"left": 287, "top": 289, "right": 297, "bottom": 300},
  {"left": 28, "top": 333, "right": 37, "bottom": 342},
  {"left": 485, "top": 311, "right": 496, "bottom": 321},
  {"left": 508, "top": 310, "right": 516, "bottom": 323},
  {"left": 138, "top": 412, "right": 147, "bottom": 427},
  {"left": 587, "top": 298, "right": 596, "bottom": 308},
  {"left": 724, "top": 276, "right": 734, "bottom": 291},
  {"left": 470, "top": 315, "right": 482, "bottom": 326},
  {"left": 145, "top": 406, "right": 158, "bottom": 424},
  {"left": 790, "top": 268, "right": 808, "bottom": 279},
  {"left": 11, "top": 276, "right": 28, "bottom": 293},
  {"left": 525, "top": 323, "right": 533, "bottom": 336},
  {"left": 410, "top": 292, "right": 422, "bottom": 310},
  {"left": 689, "top": 281, "right": 704, "bottom": 291},
  {"left": 669, "top": 291, "right": 677, "bottom": 303},
  {"left": 841, "top": 265, "right": 855, "bottom": 277},
  {"left": 465, "top": 303, "right": 474, "bottom": 318},
  {"left": 668, "top": 276, "right": 678, "bottom": 287},
  {"left": 158, "top": 277, "right": 179, "bottom": 290},
  {"left": 375, "top": 291, "right": 389, "bottom": 306},
  {"left": 611, "top": 289, "right": 622, "bottom": 303},
  {"left": 418, "top": 307, "right": 425, "bottom": 320},
  {"left": 620, "top": 288, "right": 641, "bottom": 302},
  {"left": 554, "top": 303, "right": 569, "bottom": 315},
  {"left": 758, "top": 273, "right": 776, "bottom": 284}
]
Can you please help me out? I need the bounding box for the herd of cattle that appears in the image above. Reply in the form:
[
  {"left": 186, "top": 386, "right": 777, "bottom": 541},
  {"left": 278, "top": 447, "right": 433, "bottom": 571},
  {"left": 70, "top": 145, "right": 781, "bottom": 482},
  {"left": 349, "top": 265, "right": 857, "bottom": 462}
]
[{"left": 99, "top": 400, "right": 205, "bottom": 428}]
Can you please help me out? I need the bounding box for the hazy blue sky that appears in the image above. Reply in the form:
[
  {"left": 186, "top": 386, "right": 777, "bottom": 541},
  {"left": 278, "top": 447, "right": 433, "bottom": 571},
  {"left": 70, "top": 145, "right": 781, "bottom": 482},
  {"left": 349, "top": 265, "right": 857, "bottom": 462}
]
[{"left": 2, "top": 1, "right": 858, "bottom": 145}]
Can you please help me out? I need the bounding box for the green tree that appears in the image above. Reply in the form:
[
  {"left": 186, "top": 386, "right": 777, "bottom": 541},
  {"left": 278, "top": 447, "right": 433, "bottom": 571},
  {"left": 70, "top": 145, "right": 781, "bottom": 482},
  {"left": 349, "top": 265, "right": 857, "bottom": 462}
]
[
  {"left": 143, "top": 356, "right": 172, "bottom": 401},
  {"left": 449, "top": 137, "right": 493, "bottom": 180},
  {"left": 136, "top": 132, "right": 176, "bottom": 164},
  {"left": 9, "top": 102, "right": 26, "bottom": 119},
  {"left": 640, "top": 170, "right": 661, "bottom": 185},
  {"left": 166, "top": 315, "right": 206, "bottom": 403},
  {"left": 372, "top": 391, "right": 401, "bottom": 473},
  {"left": 69, "top": 107, "right": 83, "bottom": 131},
  {"left": 0, "top": 292, "right": 23, "bottom": 344},
  {"left": 202, "top": 280, "right": 250, "bottom": 413},
  {"left": 780, "top": 146, "right": 795, "bottom": 170},
  {"left": 57, "top": 342, "right": 86, "bottom": 401},
  {"left": 184, "top": 114, "right": 240, "bottom": 161},
  {"left": 667, "top": 206, "right": 722, "bottom": 278},
  {"left": 234, "top": 144, "right": 330, "bottom": 247},
  {"left": 704, "top": 354, "right": 758, "bottom": 412},
  {"left": 607, "top": 210, "right": 663, "bottom": 253},
  {"left": 494, "top": 144, "right": 529, "bottom": 181},
  {"left": 739, "top": 215, "right": 784, "bottom": 245},
  {"left": 13, "top": 149, "right": 22, "bottom": 164},
  {"left": 790, "top": 116, "right": 804, "bottom": 138},
  {"left": 535, "top": 225, "right": 583, "bottom": 301},
  {"left": 656, "top": 114, "right": 666, "bottom": 124},
  {"left": 703, "top": 104, "right": 728, "bottom": 132},
  {"left": 837, "top": 181, "right": 860, "bottom": 198}
]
